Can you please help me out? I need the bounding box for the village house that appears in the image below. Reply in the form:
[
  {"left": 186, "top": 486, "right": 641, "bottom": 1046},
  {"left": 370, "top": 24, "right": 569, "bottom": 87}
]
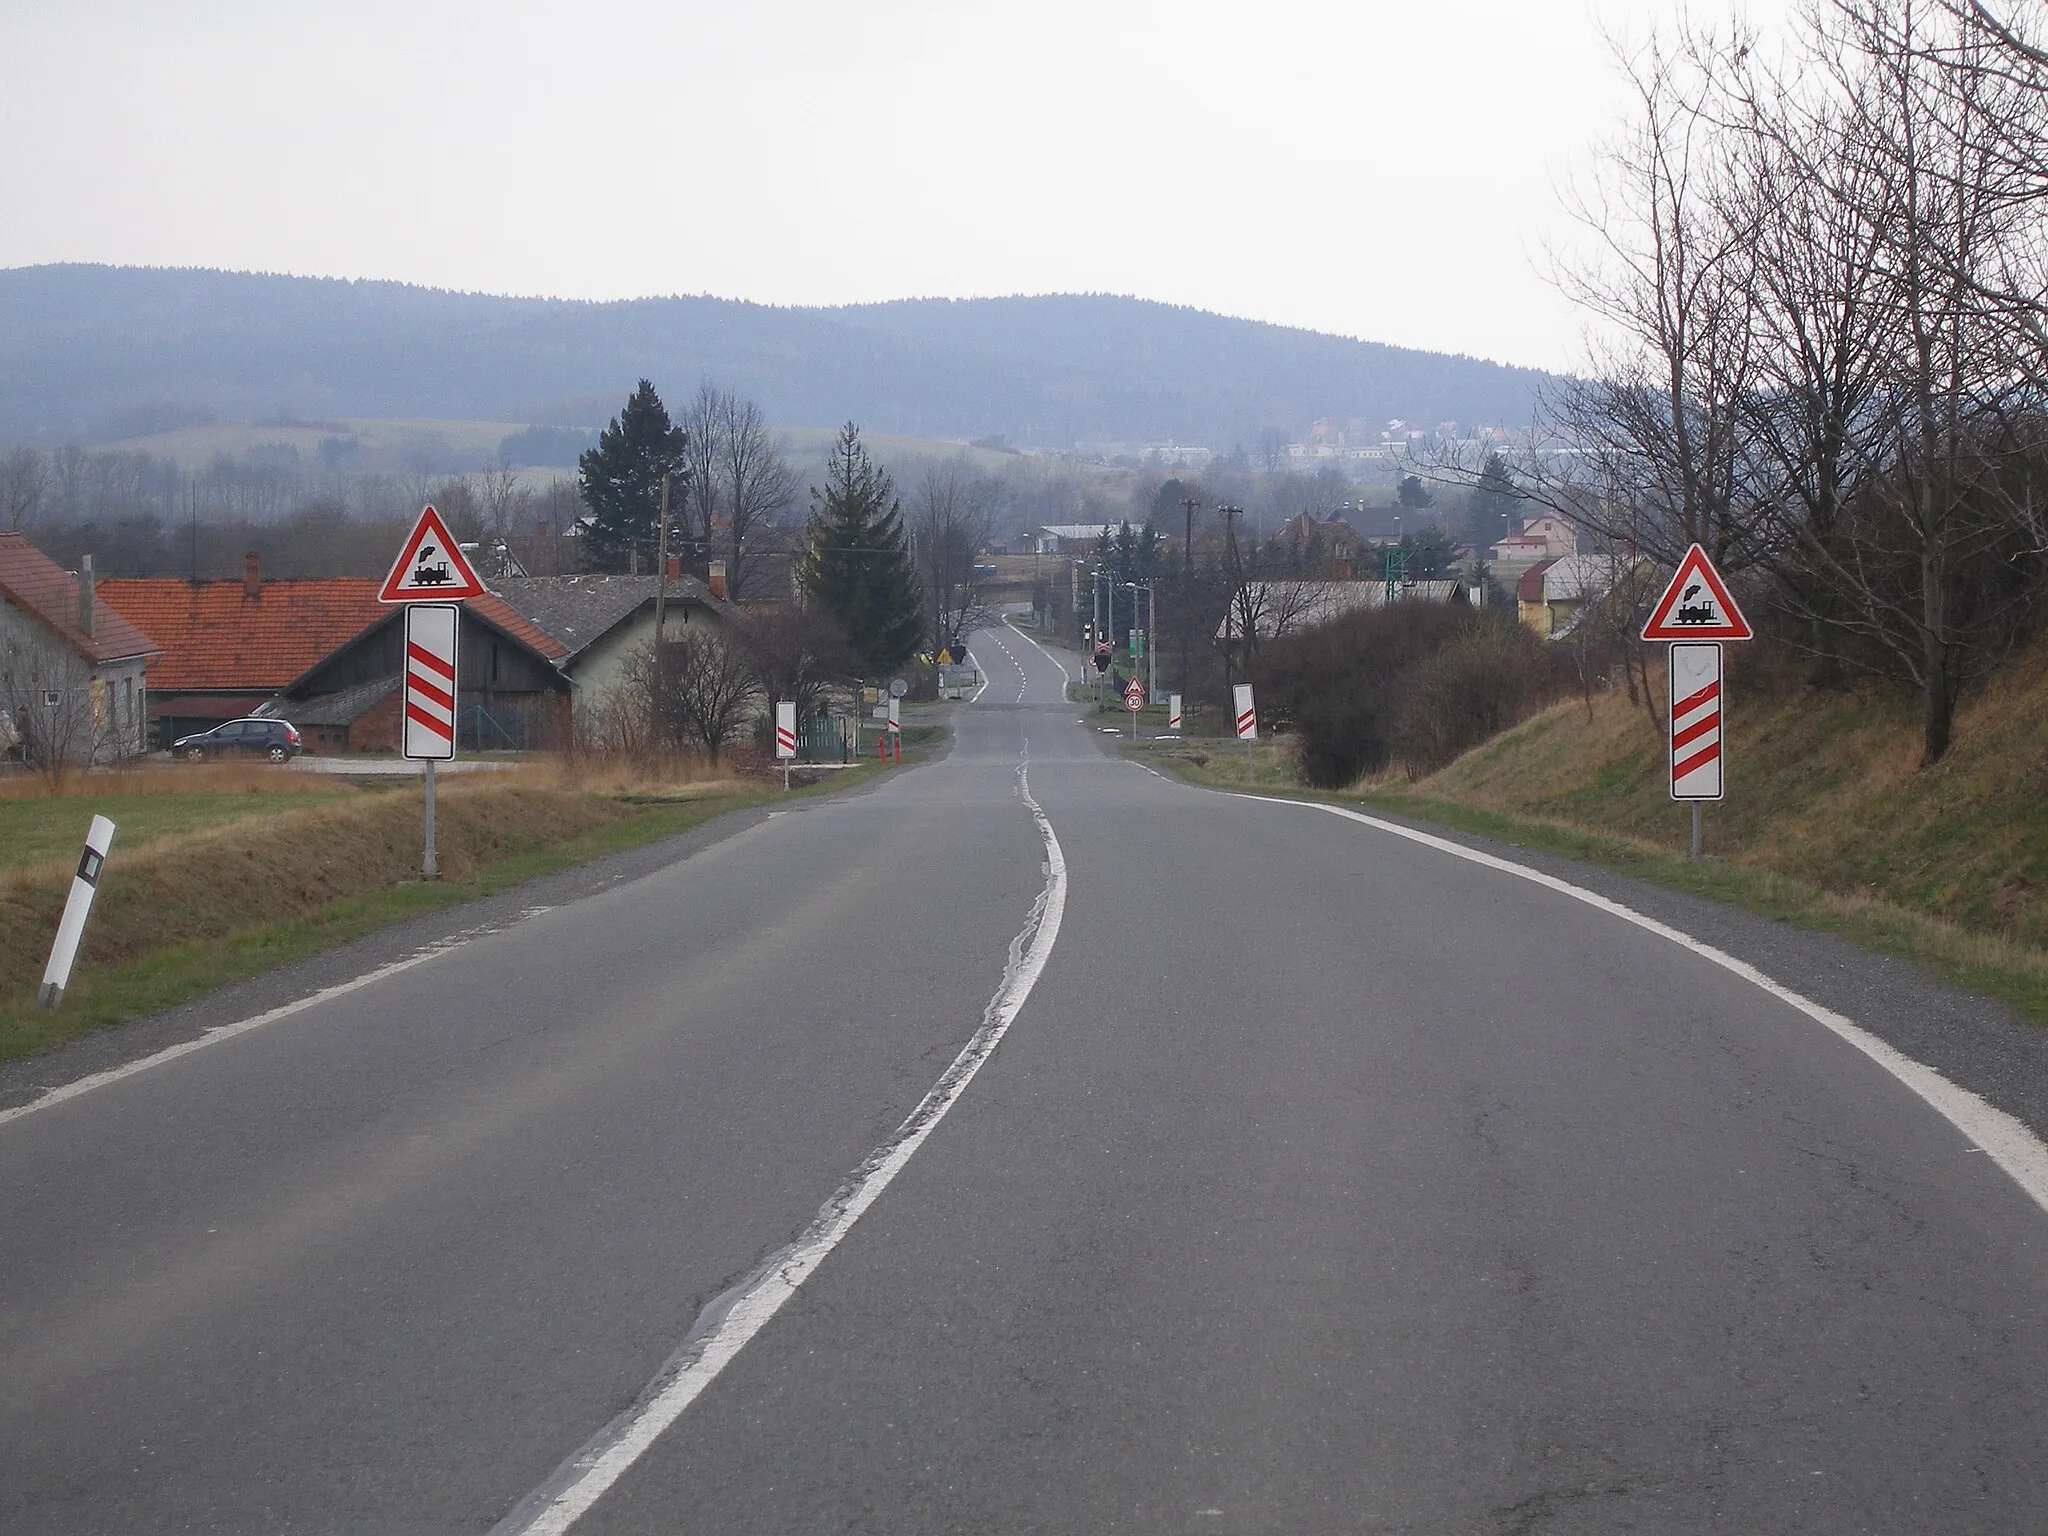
[
  {"left": 489, "top": 565, "right": 734, "bottom": 730},
  {"left": 1490, "top": 511, "right": 1578, "bottom": 564},
  {"left": 278, "top": 593, "right": 572, "bottom": 753},
  {"left": 1515, "top": 553, "right": 1637, "bottom": 639},
  {"left": 0, "top": 533, "right": 162, "bottom": 764},
  {"left": 98, "top": 554, "right": 388, "bottom": 748}
]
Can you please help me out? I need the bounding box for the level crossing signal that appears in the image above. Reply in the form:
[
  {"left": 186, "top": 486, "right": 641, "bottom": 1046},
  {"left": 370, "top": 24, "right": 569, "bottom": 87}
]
[{"left": 379, "top": 505, "right": 485, "bottom": 604}]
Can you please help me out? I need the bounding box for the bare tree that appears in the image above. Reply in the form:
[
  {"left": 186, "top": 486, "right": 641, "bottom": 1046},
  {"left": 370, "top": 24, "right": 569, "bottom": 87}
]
[
  {"left": 1, "top": 447, "right": 52, "bottom": 532},
  {"left": 678, "top": 382, "right": 723, "bottom": 566},
  {"left": 1544, "top": 22, "right": 1781, "bottom": 574},
  {"left": 713, "top": 392, "right": 799, "bottom": 598},
  {"left": 677, "top": 383, "right": 800, "bottom": 596},
  {"left": 0, "top": 627, "right": 97, "bottom": 788},
  {"left": 646, "top": 632, "right": 759, "bottom": 760},
  {"left": 474, "top": 461, "right": 532, "bottom": 572},
  {"left": 1255, "top": 427, "right": 1292, "bottom": 477},
  {"left": 909, "top": 458, "right": 1000, "bottom": 657},
  {"left": 740, "top": 606, "right": 856, "bottom": 741},
  {"left": 1776, "top": 0, "right": 2048, "bottom": 761},
  {"left": 1725, "top": 70, "right": 1895, "bottom": 685}
]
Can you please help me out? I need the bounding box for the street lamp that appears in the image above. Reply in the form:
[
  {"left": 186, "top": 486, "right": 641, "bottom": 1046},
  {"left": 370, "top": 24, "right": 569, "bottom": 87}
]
[{"left": 1124, "top": 580, "right": 1155, "bottom": 710}]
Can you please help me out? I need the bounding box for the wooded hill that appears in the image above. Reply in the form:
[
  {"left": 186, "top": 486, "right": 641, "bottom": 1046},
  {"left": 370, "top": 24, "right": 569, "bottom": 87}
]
[{"left": 0, "top": 265, "right": 1554, "bottom": 451}]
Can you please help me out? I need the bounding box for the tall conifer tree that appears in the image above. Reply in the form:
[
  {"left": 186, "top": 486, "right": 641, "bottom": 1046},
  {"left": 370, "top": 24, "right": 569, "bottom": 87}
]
[
  {"left": 577, "top": 380, "right": 687, "bottom": 573},
  {"left": 803, "top": 424, "right": 923, "bottom": 676}
]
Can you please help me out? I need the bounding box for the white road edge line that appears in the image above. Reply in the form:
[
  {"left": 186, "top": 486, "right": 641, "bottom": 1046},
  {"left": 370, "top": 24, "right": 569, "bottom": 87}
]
[
  {"left": 964, "top": 648, "right": 991, "bottom": 703},
  {"left": 0, "top": 906, "right": 554, "bottom": 1132},
  {"left": 494, "top": 750, "right": 1069, "bottom": 1536},
  {"left": 1258, "top": 796, "right": 2048, "bottom": 1217},
  {"left": 1003, "top": 615, "right": 1075, "bottom": 691}
]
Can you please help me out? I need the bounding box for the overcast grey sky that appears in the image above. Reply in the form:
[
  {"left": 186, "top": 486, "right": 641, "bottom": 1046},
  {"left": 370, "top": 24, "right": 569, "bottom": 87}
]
[{"left": 0, "top": 0, "right": 1788, "bottom": 374}]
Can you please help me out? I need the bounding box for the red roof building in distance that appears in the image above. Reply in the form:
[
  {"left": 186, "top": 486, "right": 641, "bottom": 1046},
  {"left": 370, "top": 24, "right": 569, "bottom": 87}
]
[
  {"left": 98, "top": 554, "right": 389, "bottom": 745},
  {"left": 0, "top": 531, "right": 164, "bottom": 762},
  {"left": 100, "top": 554, "right": 572, "bottom": 749}
]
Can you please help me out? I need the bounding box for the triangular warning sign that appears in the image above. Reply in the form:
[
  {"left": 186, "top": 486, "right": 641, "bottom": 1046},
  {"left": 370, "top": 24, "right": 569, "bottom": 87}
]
[
  {"left": 379, "top": 506, "right": 486, "bottom": 603},
  {"left": 1641, "top": 544, "right": 1752, "bottom": 642}
]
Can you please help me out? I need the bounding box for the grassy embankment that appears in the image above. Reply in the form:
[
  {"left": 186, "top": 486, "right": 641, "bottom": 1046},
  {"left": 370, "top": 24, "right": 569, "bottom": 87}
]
[
  {"left": 0, "top": 736, "right": 941, "bottom": 1061},
  {"left": 1136, "top": 652, "right": 2048, "bottom": 1023}
]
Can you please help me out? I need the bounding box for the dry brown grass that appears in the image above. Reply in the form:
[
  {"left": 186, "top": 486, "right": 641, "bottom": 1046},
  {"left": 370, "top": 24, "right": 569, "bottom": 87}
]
[
  {"left": 521, "top": 750, "right": 750, "bottom": 797},
  {"left": 0, "top": 777, "right": 635, "bottom": 1007},
  {"left": 1403, "top": 640, "right": 2048, "bottom": 950},
  {"left": 0, "top": 760, "right": 353, "bottom": 800}
]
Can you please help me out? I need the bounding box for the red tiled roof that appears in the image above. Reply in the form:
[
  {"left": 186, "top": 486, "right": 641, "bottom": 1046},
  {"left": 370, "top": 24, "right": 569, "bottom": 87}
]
[
  {"left": 0, "top": 533, "right": 163, "bottom": 665},
  {"left": 464, "top": 592, "right": 569, "bottom": 661},
  {"left": 98, "top": 577, "right": 387, "bottom": 692},
  {"left": 99, "top": 578, "right": 569, "bottom": 694}
]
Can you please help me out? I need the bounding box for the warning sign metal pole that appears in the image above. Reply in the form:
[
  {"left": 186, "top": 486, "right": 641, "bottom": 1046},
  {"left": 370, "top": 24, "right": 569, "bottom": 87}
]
[{"left": 424, "top": 758, "right": 438, "bottom": 878}]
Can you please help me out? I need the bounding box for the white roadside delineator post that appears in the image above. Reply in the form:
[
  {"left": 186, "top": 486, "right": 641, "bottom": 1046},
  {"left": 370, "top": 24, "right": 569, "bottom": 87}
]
[
  {"left": 39, "top": 814, "right": 115, "bottom": 1010},
  {"left": 775, "top": 700, "right": 796, "bottom": 791},
  {"left": 1167, "top": 693, "right": 1183, "bottom": 732},
  {"left": 1233, "top": 683, "right": 1258, "bottom": 741}
]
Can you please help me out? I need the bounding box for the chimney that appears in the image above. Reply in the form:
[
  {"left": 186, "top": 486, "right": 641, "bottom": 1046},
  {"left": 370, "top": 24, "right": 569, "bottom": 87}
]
[
  {"left": 708, "top": 559, "right": 727, "bottom": 600},
  {"left": 666, "top": 554, "right": 681, "bottom": 582},
  {"left": 77, "top": 554, "right": 95, "bottom": 638},
  {"left": 244, "top": 551, "right": 261, "bottom": 599}
]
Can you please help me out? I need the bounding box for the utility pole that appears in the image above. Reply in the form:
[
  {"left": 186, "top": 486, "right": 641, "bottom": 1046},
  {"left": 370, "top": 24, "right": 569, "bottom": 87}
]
[
  {"left": 1146, "top": 582, "right": 1157, "bottom": 706},
  {"left": 651, "top": 472, "right": 672, "bottom": 751},
  {"left": 653, "top": 472, "right": 672, "bottom": 646},
  {"left": 1094, "top": 568, "right": 1108, "bottom": 709},
  {"left": 1219, "top": 504, "right": 1244, "bottom": 698},
  {"left": 1179, "top": 495, "right": 1198, "bottom": 712}
]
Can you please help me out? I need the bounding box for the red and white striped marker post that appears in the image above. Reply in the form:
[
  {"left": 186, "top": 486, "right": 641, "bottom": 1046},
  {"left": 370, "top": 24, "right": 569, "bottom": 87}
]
[
  {"left": 775, "top": 700, "right": 796, "bottom": 791},
  {"left": 1167, "top": 693, "right": 1182, "bottom": 732},
  {"left": 403, "top": 603, "right": 459, "bottom": 878},
  {"left": 886, "top": 694, "right": 902, "bottom": 763},
  {"left": 1668, "top": 644, "right": 1724, "bottom": 802},
  {"left": 1233, "top": 683, "right": 1258, "bottom": 741}
]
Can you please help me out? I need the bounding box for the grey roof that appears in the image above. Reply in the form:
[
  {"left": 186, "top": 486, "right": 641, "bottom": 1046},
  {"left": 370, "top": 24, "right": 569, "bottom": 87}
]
[
  {"left": 488, "top": 574, "right": 728, "bottom": 663},
  {"left": 285, "top": 675, "right": 397, "bottom": 726}
]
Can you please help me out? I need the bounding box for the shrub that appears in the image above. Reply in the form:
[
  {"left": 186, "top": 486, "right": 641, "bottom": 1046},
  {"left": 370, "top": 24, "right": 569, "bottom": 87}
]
[{"left": 1259, "top": 602, "right": 1563, "bottom": 787}]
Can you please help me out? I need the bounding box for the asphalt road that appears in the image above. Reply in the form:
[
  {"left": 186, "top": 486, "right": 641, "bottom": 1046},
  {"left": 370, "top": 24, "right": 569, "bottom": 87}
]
[{"left": 6, "top": 619, "right": 2048, "bottom": 1532}]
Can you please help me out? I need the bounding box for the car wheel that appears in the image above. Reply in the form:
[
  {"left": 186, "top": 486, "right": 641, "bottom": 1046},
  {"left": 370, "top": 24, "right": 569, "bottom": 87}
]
[
  {"left": 181, "top": 747, "right": 204, "bottom": 762},
  {"left": 268, "top": 744, "right": 289, "bottom": 762}
]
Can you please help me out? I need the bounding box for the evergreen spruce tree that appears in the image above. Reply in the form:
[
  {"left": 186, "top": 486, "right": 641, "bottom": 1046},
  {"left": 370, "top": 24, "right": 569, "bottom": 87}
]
[
  {"left": 1465, "top": 451, "right": 1522, "bottom": 550},
  {"left": 803, "top": 424, "right": 923, "bottom": 676},
  {"left": 577, "top": 380, "right": 687, "bottom": 573}
]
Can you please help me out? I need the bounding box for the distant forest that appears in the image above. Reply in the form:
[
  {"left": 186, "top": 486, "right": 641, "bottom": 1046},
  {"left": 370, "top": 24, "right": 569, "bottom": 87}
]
[{"left": 0, "top": 266, "right": 1555, "bottom": 451}]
